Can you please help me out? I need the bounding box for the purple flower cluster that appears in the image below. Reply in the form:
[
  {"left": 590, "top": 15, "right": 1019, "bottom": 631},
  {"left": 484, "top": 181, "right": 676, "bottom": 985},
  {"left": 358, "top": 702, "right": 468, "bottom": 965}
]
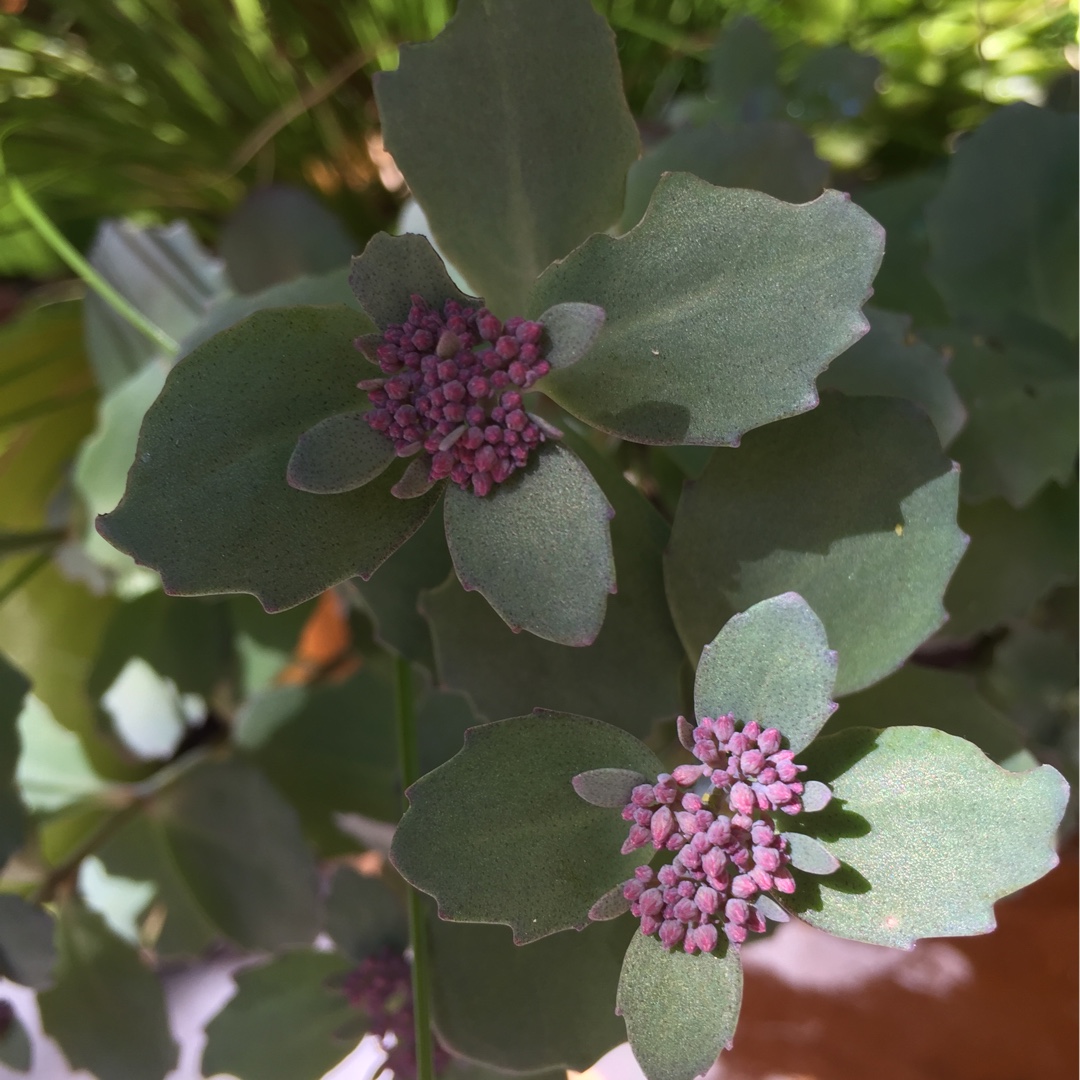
[
  {"left": 342, "top": 948, "right": 451, "bottom": 1077},
  {"left": 620, "top": 715, "right": 818, "bottom": 954},
  {"left": 358, "top": 295, "right": 554, "bottom": 496}
]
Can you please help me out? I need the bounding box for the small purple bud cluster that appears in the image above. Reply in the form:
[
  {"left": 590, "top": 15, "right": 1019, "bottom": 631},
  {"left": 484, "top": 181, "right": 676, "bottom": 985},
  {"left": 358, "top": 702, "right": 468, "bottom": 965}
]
[
  {"left": 359, "top": 295, "right": 554, "bottom": 496},
  {"left": 620, "top": 715, "right": 816, "bottom": 954},
  {"left": 342, "top": 948, "right": 451, "bottom": 1077}
]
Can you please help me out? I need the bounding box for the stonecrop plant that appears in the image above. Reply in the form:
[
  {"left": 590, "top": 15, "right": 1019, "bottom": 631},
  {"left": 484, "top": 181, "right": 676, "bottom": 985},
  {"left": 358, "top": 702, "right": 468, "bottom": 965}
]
[{"left": 0, "top": 1, "right": 1075, "bottom": 1079}]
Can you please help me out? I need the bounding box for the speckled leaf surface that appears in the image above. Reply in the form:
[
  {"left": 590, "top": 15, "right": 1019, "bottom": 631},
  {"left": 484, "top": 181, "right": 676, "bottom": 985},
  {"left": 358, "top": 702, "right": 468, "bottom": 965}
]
[
  {"left": 788, "top": 726, "right": 1068, "bottom": 947},
  {"left": 423, "top": 440, "right": 684, "bottom": 736},
  {"left": 348, "top": 232, "right": 475, "bottom": 329},
  {"left": 927, "top": 103, "right": 1078, "bottom": 339},
  {"left": 944, "top": 331, "right": 1077, "bottom": 507},
  {"left": 390, "top": 713, "right": 662, "bottom": 942},
  {"left": 39, "top": 903, "right": 178, "bottom": 1080},
  {"left": 443, "top": 444, "right": 614, "bottom": 646},
  {"left": 942, "top": 483, "right": 1077, "bottom": 640},
  {"left": 539, "top": 302, "right": 607, "bottom": 370},
  {"left": 694, "top": 593, "right": 837, "bottom": 754},
  {"left": 375, "top": 0, "right": 638, "bottom": 315},
  {"left": 617, "top": 932, "right": 742, "bottom": 1080},
  {"left": 620, "top": 121, "right": 827, "bottom": 232},
  {"left": 819, "top": 307, "right": 965, "bottom": 445},
  {"left": 530, "top": 175, "right": 883, "bottom": 446},
  {"left": 823, "top": 665, "right": 1037, "bottom": 771},
  {"left": 98, "top": 307, "right": 442, "bottom": 611},
  {"left": 287, "top": 411, "right": 395, "bottom": 494},
  {"left": 665, "top": 395, "right": 966, "bottom": 695},
  {"left": 430, "top": 916, "right": 632, "bottom": 1071},
  {"left": 201, "top": 951, "right": 356, "bottom": 1080}
]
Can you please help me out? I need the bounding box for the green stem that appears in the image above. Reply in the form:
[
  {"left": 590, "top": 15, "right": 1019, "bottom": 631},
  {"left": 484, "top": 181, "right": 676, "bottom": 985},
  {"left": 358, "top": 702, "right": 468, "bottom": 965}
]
[
  {"left": 393, "top": 655, "right": 435, "bottom": 1080},
  {"left": 4, "top": 173, "right": 179, "bottom": 358}
]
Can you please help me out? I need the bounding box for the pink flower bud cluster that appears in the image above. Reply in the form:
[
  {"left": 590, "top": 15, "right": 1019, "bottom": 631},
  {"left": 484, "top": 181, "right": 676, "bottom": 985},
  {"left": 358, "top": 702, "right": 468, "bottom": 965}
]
[
  {"left": 618, "top": 715, "right": 818, "bottom": 954},
  {"left": 358, "top": 295, "right": 553, "bottom": 496},
  {"left": 342, "top": 948, "right": 452, "bottom": 1077}
]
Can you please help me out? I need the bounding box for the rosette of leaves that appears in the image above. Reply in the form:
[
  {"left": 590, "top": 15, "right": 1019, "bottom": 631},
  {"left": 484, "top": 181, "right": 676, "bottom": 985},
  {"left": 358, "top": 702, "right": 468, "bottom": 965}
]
[
  {"left": 389, "top": 593, "right": 1068, "bottom": 1080},
  {"left": 97, "top": 0, "right": 884, "bottom": 647}
]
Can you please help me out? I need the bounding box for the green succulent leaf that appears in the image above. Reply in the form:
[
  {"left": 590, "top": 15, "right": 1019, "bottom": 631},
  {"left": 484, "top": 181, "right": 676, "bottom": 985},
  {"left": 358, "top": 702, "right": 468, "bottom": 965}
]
[
  {"left": 706, "top": 16, "right": 781, "bottom": 120},
  {"left": 286, "top": 411, "right": 395, "bottom": 494},
  {"left": 789, "top": 726, "right": 1069, "bottom": 947},
  {"left": 154, "top": 760, "right": 321, "bottom": 950},
  {"left": 819, "top": 307, "right": 965, "bottom": 445},
  {"left": 324, "top": 867, "right": 408, "bottom": 962},
  {"left": 824, "top": 664, "right": 1038, "bottom": 771},
  {"left": 219, "top": 185, "right": 357, "bottom": 294},
  {"left": 944, "top": 331, "right": 1077, "bottom": 507},
  {"left": 348, "top": 232, "right": 475, "bottom": 329},
  {"left": 443, "top": 444, "right": 614, "bottom": 646},
  {"left": 97, "top": 306, "right": 442, "bottom": 611},
  {"left": 0, "top": 894, "right": 56, "bottom": 990},
  {"left": 942, "top": 483, "right": 1077, "bottom": 640},
  {"left": 789, "top": 45, "right": 880, "bottom": 124},
  {"left": 423, "top": 440, "right": 684, "bottom": 736},
  {"left": 430, "top": 916, "right": 633, "bottom": 1072},
  {"left": 538, "top": 302, "right": 607, "bottom": 371},
  {"left": 620, "top": 120, "right": 827, "bottom": 232},
  {"left": 530, "top": 174, "right": 883, "bottom": 446},
  {"left": 0, "top": 653, "right": 29, "bottom": 865},
  {"left": 201, "top": 950, "right": 357, "bottom": 1080},
  {"left": 0, "top": 1008, "right": 31, "bottom": 1073},
  {"left": 39, "top": 902, "right": 178, "bottom": 1080},
  {"left": 782, "top": 831, "right": 841, "bottom": 874},
  {"left": 665, "top": 395, "right": 966, "bottom": 695},
  {"left": 617, "top": 932, "right": 743, "bottom": 1080},
  {"left": 390, "top": 712, "right": 662, "bottom": 942},
  {"left": 693, "top": 593, "right": 837, "bottom": 754},
  {"left": 927, "top": 103, "right": 1078, "bottom": 339},
  {"left": 572, "top": 768, "right": 649, "bottom": 808},
  {"left": 375, "top": 0, "right": 639, "bottom": 315}
]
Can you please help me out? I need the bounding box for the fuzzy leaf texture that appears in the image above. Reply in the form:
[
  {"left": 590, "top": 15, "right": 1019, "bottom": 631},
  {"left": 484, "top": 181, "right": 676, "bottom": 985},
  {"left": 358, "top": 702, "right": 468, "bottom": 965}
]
[
  {"left": 787, "top": 726, "right": 1068, "bottom": 947},
  {"left": 530, "top": 174, "right": 884, "bottom": 445},
  {"left": 375, "top": 0, "right": 639, "bottom": 315},
  {"left": 390, "top": 713, "right": 662, "bottom": 942},
  {"left": 97, "top": 307, "right": 442, "bottom": 611}
]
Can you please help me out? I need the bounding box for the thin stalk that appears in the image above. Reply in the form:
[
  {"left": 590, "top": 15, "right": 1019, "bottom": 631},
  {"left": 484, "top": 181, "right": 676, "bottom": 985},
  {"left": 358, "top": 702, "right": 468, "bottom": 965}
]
[
  {"left": 393, "top": 655, "right": 435, "bottom": 1080},
  {"left": 3, "top": 172, "right": 179, "bottom": 358}
]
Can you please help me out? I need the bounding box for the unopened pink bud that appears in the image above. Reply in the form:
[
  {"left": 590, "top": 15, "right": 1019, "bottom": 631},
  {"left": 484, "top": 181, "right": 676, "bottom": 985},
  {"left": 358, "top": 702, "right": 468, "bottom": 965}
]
[
  {"left": 758, "top": 728, "right": 782, "bottom": 754},
  {"left": 730, "top": 782, "right": 755, "bottom": 815},
  {"left": 651, "top": 806, "right": 675, "bottom": 847},
  {"left": 659, "top": 920, "right": 685, "bottom": 948},
  {"left": 695, "top": 886, "right": 720, "bottom": 915},
  {"left": 773, "top": 868, "right": 797, "bottom": 894},
  {"left": 731, "top": 874, "right": 758, "bottom": 899}
]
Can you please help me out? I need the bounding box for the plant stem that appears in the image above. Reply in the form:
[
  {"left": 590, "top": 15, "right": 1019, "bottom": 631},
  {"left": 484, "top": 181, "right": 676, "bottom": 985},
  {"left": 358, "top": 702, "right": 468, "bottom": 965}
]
[
  {"left": 4, "top": 173, "right": 179, "bottom": 358},
  {"left": 393, "top": 655, "right": 435, "bottom": 1080}
]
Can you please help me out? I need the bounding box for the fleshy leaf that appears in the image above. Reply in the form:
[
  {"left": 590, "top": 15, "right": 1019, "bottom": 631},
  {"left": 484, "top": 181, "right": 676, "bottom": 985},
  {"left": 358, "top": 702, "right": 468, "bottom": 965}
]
[
  {"left": 588, "top": 885, "right": 632, "bottom": 921},
  {"left": 392, "top": 457, "right": 438, "bottom": 499},
  {"left": 572, "top": 768, "right": 648, "bottom": 808},
  {"left": 430, "top": 916, "right": 632, "bottom": 1072},
  {"left": 943, "top": 484, "right": 1077, "bottom": 640},
  {"left": 97, "top": 307, "right": 442, "bottom": 612},
  {"left": 324, "top": 867, "right": 408, "bottom": 962},
  {"left": 538, "top": 302, "right": 606, "bottom": 371},
  {"left": 927, "top": 103, "right": 1078, "bottom": 339},
  {"left": 442, "top": 444, "right": 614, "bottom": 646},
  {"left": 706, "top": 16, "right": 780, "bottom": 120},
  {"left": 530, "top": 174, "right": 883, "bottom": 445},
  {"left": 617, "top": 932, "right": 743, "bottom": 1080},
  {"left": 155, "top": 760, "right": 321, "bottom": 949},
  {"left": 753, "top": 894, "right": 790, "bottom": 923},
  {"left": 693, "top": 593, "right": 837, "bottom": 754},
  {"left": 0, "top": 894, "right": 56, "bottom": 990},
  {"left": 665, "top": 395, "right": 967, "bottom": 695},
  {"left": 944, "top": 331, "right": 1077, "bottom": 507},
  {"left": 789, "top": 726, "right": 1069, "bottom": 947},
  {"left": 201, "top": 951, "right": 356, "bottom": 1080},
  {"left": 375, "top": 0, "right": 639, "bottom": 315},
  {"left": 782, "top": 831, "right": 841, "bottom": 875},
  {"left": 823, "top": 665, "right": 1039, "bottom": 772},
  {"left": 390, "top": 712, "right": 662, "bottom": 942},
  {"left": 801, "top": 780, "right": 833, "bottom": 812},
  {"left": 39, "top": 902, "right": 178, "bottom": 1080},
  {"left": 422, "top": 439, "right": 684, "bottom": 737},
  {"left": 0, "top": 1007, "right": 31, "bottom": 1073},
  {"left": 0, "top": 654, "right": 29, "bottom": 865},
  {"left": 819, "top": 307, "right": 966, "bottom": 445},
  {"left": 286, "top": 411, "right": 395, "bottom": 494},
  {"left": 620, "top": 121, "right": 827, "bottom": 232},
  {"left": 348, "top": 232, "right": 475, "bottom": 329}
]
